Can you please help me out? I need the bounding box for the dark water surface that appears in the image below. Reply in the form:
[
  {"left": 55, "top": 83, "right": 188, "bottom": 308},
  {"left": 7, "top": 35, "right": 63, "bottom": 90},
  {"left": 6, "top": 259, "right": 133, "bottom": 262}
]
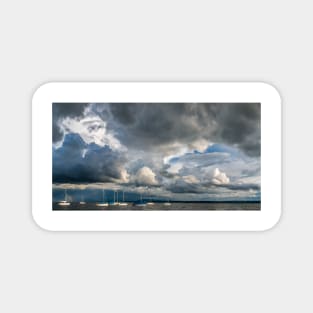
[{"left": 53, "top": 202, "right": 261, "bottom": 211}]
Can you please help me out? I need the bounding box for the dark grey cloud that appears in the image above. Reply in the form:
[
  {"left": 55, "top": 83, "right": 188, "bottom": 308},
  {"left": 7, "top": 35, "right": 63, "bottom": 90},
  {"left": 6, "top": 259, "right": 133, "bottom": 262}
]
[
  {"left": 159, "top": 164, "right": 177, "bottom": 178},
  {"left": 53, "top": 103, "right": 88, "bottom": 143},
  {"left": 53, "top": 133, "right": 128, "bottom": 183},
  {"left": 167, "top": 180, "right": 260, "bottom": 195},
  {"left": 53, "top": 102, "right": 260, "bottom": 156},
  {"left": 213, "top": 103, "right": 261, "bottom": 156},
  {"left": 106, "top": 103, "right": 260, "bottom": 156},
  {"left": 222, "top": 183, "right": 260, "bottom": 192},
  {"left": 166, "top": 180, "right": 204, "bottom": 194},
  {"left": 107, "top": 103, "right": 215, "bottom": 150}
]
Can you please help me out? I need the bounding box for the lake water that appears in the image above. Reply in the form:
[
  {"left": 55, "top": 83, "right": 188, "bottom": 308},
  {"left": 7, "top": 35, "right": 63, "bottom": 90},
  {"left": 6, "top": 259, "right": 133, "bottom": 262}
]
[{"left": 53, "top": 202, "right": 260, "bottom": 211}]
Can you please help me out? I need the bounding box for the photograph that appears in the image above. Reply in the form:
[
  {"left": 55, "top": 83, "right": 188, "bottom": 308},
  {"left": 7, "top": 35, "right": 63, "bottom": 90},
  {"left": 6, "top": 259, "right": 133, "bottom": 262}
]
[{"left": 52, "top": 102, "right": 261, "bottom": 211}]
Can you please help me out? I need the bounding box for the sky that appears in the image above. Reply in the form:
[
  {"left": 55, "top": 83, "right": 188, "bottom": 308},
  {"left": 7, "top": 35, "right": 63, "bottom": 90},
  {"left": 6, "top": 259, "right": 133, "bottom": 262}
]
[{"left": 52, "top": 103, "right": 261, "bottom": 202}]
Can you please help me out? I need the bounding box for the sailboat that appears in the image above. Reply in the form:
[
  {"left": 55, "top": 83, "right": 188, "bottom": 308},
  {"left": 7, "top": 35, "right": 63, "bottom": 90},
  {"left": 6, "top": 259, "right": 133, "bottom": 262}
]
[
  {"left": 115, "top": 190, "right": 120, "bottom": 205},
  {"left": 118, "top": 191, "right": 128, "bottom": 206},
  {"left": 146, "top": 192, "right": 154, "bottom": 206},
  {"left": 163, "top": 198, "right": 171, "bottom": 206},
  {"left": 58, "top": 189, "right": 71, "bottom": 206},
  {"left": 110, "top": 190, "right": 119, "bottom": 206},
  {"left": 79, "top": 190, "right": 86, "bottom": 205},
  {"left": 96, "top": 189, "right": 109, "bottom": 207},
  {"left": 134, "top": 193, "right": 146, "bottom": 207},
  {"left": 146, "top": 188, "right": 154, "bottom": 205}
]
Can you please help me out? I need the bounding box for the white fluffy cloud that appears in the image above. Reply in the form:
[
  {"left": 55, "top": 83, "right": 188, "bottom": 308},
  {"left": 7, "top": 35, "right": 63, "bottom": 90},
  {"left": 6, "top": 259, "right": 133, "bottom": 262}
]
[
  {"left": 61, "top": 114, "right": 125, "bottom": 152},
  {"left": 134, "top": 166, "right": 158, "bottom": 186},
  {"left": 211, "top": 168, "right": 230, "bottom": 185}
]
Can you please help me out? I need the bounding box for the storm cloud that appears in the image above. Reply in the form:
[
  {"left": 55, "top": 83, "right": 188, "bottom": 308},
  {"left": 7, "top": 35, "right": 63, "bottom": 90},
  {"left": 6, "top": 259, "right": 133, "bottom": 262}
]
[
  {"left": 52, "top": 102, "right": 261, "bottom": 201},
  {"left": 53, "top": 103, "right": 88, "bottom": 143},
  {"left": 106, "top": 102, "right": 260, "bottom": 156},
  {"left": 53, "top": 133, "right": 129, "bottom": 183}
]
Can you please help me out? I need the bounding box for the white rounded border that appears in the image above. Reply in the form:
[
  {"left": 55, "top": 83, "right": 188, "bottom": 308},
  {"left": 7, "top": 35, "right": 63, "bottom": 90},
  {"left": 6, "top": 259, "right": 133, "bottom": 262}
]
[{"left": 32, "top": 82, "right": 281, "bottom": 231}]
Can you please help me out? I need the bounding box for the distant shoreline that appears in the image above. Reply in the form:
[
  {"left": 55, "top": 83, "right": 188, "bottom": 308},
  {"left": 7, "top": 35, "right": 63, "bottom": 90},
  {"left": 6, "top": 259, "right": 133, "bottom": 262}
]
[
  {"left": 52, "top": 201, "right": 261, "bottom": 211},
  {"left": 53, "top": 200, "right": 261, "bottom": 204}
]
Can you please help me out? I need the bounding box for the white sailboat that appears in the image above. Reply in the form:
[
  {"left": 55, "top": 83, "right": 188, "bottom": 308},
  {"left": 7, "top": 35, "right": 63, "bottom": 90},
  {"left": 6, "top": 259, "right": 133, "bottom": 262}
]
[
  {"left": 146, "top": 193, "right": 154, "bottom": 206},
  {"left": 96, "top": 189, "right": 109, "bottom": 207},
  {"left": 135, "top": 193, "right": 146, "bottom": 207},
  {"left": 110, "top": 190, "right": 119, "bottom": 206},
  {"left": 58, "top": 189, "right": 71, "bottom": 206},
  {"left": 116, "top": 190, "right": 120, "bottom": 205},
  {"left": 163, "top": 198, "right": 171, "bottom": 206},
  {"left": 79, "top": 190, "right": 86, "bottom": 204},
  {"left": 147, "top": 199, "right": 154, "bottom": 205},
  {"left": 118, "top": 191, "right": 128, "bottom": 206}
]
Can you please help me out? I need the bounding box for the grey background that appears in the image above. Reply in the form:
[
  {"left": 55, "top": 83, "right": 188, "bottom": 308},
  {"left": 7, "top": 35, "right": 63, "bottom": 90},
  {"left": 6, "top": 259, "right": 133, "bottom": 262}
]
[{"left": 0, "top": 1, "right": 309, "bottom": 312}]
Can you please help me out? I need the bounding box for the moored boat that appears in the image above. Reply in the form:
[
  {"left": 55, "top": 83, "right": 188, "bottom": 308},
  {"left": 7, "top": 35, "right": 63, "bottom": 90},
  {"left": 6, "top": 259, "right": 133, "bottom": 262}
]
[{"left": 58, "top": 189, "right": 71, "bottom": 206}]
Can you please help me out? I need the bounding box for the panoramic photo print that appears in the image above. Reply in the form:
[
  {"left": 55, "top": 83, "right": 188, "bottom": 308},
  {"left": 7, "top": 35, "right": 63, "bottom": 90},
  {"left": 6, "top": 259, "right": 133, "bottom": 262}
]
[{"left": 52, "top": 102, "right": 261, "bottom": 210}]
